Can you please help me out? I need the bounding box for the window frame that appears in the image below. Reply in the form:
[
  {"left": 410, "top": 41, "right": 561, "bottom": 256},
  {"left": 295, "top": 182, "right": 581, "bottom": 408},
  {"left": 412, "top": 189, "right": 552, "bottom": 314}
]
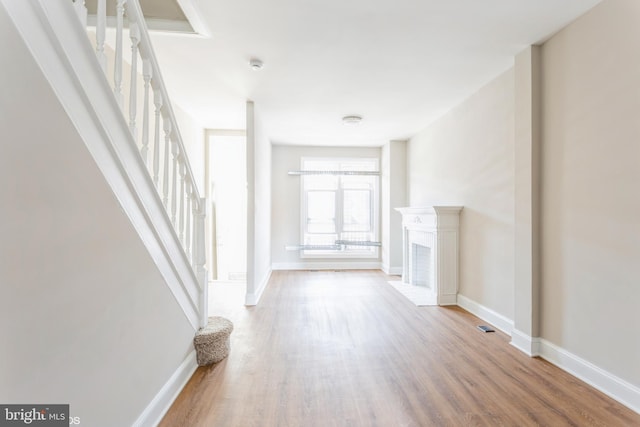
[{"left": 299, "top": 156, "right": 380, "bottom": 259}]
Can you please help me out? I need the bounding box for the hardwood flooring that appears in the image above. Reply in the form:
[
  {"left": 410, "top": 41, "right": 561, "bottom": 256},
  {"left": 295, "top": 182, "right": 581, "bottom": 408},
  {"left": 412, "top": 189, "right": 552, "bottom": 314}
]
[{"left": 160, "top": 270, "right": 640, "bottom": 426}]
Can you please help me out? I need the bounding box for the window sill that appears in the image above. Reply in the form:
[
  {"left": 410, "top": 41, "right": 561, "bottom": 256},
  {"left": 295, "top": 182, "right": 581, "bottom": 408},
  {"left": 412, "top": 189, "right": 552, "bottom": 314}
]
[{"left": 300, "top": 251, "right": 379, "bottom": 259}]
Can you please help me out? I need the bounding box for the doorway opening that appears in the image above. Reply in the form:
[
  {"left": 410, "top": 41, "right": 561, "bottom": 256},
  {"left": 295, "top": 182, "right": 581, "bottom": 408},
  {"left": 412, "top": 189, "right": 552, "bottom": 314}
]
[{"left": 205, "top": 130, "right": 247, "bottom": 312}]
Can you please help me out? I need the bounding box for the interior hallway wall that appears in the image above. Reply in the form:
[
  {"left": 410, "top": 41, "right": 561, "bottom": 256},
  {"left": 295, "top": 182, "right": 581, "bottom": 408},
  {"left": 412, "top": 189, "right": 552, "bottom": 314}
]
[
  {"left": 381, "top": 140, "right": 407, "bottom": 275},
  {"left": 407, "top": 68, "right": 516, "bottom": 320},
  {"left": 540, "top": 0, "right": 640, "bottom": 387},
  {"left": 246, "top": 101, "right": 272, "bottom": 304}
]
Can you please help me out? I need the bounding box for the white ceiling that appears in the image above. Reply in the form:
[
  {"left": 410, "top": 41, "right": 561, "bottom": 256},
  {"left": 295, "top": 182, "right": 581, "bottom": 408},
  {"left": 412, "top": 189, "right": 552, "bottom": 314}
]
[{"left": 149, "top": 0, "right": 601, "bottom": 147}]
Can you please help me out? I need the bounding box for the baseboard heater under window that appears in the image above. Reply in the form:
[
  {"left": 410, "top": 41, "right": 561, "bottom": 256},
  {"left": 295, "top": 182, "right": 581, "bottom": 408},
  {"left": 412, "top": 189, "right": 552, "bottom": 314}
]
[{"left": 286, "top": 241, "right": 381, "bottom": 251}]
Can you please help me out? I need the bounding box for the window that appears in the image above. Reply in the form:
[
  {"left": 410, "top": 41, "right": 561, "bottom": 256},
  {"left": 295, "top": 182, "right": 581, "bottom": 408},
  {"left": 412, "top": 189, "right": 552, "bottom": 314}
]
[{"left": 301, "top": 158, "right": 379, "bottom": 257}]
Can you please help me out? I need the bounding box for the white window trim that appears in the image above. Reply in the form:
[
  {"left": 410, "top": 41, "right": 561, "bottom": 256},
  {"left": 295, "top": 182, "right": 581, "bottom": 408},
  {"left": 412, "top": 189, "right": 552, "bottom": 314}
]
[{"left": 299, "top": 156, "right": 380, "bottom": 259}]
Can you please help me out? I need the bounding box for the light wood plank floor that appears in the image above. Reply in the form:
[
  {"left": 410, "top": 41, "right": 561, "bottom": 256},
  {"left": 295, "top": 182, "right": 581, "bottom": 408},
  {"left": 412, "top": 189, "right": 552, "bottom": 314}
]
[{"left": 160, "top": 270, "right": 640, "bottom": 426}]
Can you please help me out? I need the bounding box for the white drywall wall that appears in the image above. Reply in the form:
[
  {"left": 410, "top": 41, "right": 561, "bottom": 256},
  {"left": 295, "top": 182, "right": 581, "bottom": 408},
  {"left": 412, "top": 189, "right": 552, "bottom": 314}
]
[
  {"left": 246, "top": 101, "right": 272, "bottom": 304},
  {"left": 408, "top": 68, "right": 516, "bottom": 320},
  {"left": 540, "top": 0, "right": 640, "bottom": 386}
]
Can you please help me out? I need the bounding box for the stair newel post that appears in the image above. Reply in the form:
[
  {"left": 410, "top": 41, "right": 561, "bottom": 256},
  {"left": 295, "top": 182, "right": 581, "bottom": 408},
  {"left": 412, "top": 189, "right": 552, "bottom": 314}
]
[
  {"left": 152, "top": 90, "right": 162, "bottom": 187},
  {"left": 114, "top": 0, "right": 126, "bottom": 109},
  {"left": 128, "top": 21, "right": 140, "bottom": 141},
  {"left": 195, "top": 198, "right": 208, "bottom": 327},
  {"left": 185, "top": 178, "right": 193, "bottom": 263},
  {"left": 171, "top": 140, "right": 179, "bottom": 226},
  {"left": 95, "top": 0, "right": 107, "bottom": 73},
  {"left": 179, "top": 157, "right": 186, "bottom": 246},
  {"left": 162, "top": 117, "right": 171, "bottom": 208},
  {"left": 73, "top": 0, "right": 87, "bottom": 28},
  {"left": 141, "top": 59, "right": 151, "bottom": 165}
]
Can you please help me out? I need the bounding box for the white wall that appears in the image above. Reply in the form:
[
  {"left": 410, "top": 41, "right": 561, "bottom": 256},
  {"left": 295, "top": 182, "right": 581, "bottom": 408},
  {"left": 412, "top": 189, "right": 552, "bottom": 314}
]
[
  {"left": 540, "top": 0, "right": 640, "bottom": 387},
  {"left": 271, "top": 145, "right": 382, "bottom": 269},
  {"left": 0, "top": 7, "right": 195, "bottom": 425},
  {"left": 246, "top": 101, "right": 272, "bottom": 304},
  {"left": 406, "top": 0, "right": 640, "bottom": 405},
  {"left": 407, "top": 68, "right": 515, "bottom": 320}
]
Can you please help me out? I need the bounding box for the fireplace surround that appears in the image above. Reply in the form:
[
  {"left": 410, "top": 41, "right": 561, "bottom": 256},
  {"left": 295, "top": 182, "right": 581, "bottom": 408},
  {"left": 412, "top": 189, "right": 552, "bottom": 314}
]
[{"left": 395, "top": 206, "right": 462, "bottom": 305}]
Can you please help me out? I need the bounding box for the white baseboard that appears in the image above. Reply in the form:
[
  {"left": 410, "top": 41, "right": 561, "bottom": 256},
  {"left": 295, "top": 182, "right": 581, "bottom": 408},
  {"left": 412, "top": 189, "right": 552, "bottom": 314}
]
[
  {"left": 510, "top": 329, "right": 541, "bottom": 357},
  {"left": 438, "top": 294, "right": 458, "bottom": 306},
  {"left": 456, "top": 295, "right": 640, "bottom": 414},
  {"left": 272, "top": 261, "right": 382, "bottom": 271},
  {"left": 539, "top": 339, "right": 640, "bottom": 415},
  {"left": 381, "top": 264, "right": 403, "bottom": 276},
  {"left": 245, "top": 268, "right": 272, "bottom": 306},
  {"left": 133, "top": 350, "right": 198, "bottom": 427},
  {"left": 456, "top": 294, "right": 514, "bottom": 335}
]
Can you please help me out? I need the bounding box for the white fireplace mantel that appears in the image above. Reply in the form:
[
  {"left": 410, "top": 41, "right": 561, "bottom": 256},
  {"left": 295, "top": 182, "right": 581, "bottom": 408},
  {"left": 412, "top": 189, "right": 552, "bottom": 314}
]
[{"left": 395, "top": 206, "right": 463, "bottom": 305}]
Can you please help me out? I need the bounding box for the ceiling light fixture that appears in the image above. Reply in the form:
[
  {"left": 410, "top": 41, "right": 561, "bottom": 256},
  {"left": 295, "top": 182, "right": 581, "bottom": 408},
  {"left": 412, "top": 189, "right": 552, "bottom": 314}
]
[
  {"left": 249, "top": 58, "right": 264, "bottom": 70},
  {"left": 342, "top": 115, "right": 362, "bottom": 125}
]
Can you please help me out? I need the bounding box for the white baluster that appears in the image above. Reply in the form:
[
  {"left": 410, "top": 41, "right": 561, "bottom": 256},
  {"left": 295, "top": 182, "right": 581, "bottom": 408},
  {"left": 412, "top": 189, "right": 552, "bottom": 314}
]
[
  {"left": 95, "top": 0, "right": 107, "bottom": 73},
  {"left": 191, "top": 196, "right": 198, "bottom": 269},
  {"left": 171, "top": 141, "right": 179, "bottom": 226},
  {"left": 195, "top": 198, "right": 208, "bottom": 327},
  {"left": 162, "top": 119, "right": 171, "bottom": 208},
  {"left": 179, "top": 159, "right": 186, "bottom": 245},
  {"left": 73, "top": 0, "right": 87, "bottom": 27},
  {"left": 185, "top": 179, "right": 192, "bottom": 262},
  {"left": 114, "top": 0, "right": 126, "bottom": 108},
  {"left": 129, "top": 21, "right": 140, "bottom": 141},
  {"left": 70, "top": 0, "right": 206, "bottom": 303},
  {"left": 141, "top": 60, "right": 152, "bottom": 165},
  {"left": 152, "top": 90, "right": 162, "bottom": 187}
]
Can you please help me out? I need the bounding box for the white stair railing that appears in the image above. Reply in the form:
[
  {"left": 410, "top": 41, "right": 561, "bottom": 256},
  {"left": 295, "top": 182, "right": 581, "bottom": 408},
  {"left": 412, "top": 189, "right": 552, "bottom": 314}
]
[{"left": 72, "top": 0, "right": 208, "bottom": 324}]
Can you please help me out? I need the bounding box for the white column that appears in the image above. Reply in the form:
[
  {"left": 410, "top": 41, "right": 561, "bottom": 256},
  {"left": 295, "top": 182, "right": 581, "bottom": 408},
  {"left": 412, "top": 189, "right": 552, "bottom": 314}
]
[{"left": 513, "top": 46, "right": 542, "bottom": 356}]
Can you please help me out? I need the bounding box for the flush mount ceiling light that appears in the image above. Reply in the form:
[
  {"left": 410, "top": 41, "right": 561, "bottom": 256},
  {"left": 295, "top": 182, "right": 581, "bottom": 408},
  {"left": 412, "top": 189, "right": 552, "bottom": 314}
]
[
  {"left": 342, "top": 115, "right": 362, "bottom": 125},
  {"left": 249, "top": 58, "right": 264, "bottom": 70}
]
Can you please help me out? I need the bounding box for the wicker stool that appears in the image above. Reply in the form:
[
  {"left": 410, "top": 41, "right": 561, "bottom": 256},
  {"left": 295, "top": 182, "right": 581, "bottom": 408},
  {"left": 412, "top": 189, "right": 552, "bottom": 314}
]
[{"left": 194, "top": 316, "right": 234, "bottom": 366}]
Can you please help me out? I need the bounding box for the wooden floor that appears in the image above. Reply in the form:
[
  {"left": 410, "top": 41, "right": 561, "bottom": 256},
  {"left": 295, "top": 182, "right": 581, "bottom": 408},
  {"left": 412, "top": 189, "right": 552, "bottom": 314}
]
[{"left": 160, "top": 270, "right": 639, "bottom": 426}]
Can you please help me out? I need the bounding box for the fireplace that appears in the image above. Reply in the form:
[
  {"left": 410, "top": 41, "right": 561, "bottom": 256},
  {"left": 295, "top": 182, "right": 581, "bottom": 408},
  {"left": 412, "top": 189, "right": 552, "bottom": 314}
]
[{"left": 395, "top": 206, "right": 462, "bottom": 305}]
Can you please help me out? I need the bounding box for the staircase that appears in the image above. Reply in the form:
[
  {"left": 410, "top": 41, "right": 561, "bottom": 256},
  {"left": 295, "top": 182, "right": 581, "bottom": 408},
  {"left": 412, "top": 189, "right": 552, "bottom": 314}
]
[
  {"left": 3, "top": 0, "right": 207, "bottom": 330},
  {"left": 0, "top": 1, "right": 207, "bottom": 425}
]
